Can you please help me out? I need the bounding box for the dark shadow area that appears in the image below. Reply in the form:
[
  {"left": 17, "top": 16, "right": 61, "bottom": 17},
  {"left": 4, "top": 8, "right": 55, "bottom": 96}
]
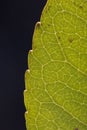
[{"left": 0, "top": 0, "right": 47, "bottom": 130}]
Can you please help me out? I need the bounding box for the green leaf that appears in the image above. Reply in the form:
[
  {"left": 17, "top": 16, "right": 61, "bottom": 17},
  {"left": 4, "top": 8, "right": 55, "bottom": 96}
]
[{"left": 24, "top": 0, "right": 87, "bottom": 130}]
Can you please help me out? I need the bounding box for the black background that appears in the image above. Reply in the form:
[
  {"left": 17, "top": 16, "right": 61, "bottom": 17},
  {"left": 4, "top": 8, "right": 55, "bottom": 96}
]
[{"left": 0, "top": 0, "right": 47, "bottom": 130}]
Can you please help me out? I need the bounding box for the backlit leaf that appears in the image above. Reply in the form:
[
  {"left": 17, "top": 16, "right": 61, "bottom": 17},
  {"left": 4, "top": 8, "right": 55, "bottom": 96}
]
[{"left": 24, "top": 0, "right": 87, "bottom": 129}]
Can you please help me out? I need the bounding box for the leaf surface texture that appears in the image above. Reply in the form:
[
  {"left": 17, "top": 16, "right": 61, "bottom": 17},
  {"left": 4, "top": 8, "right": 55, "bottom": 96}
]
[{"left": 24, "top": 0, "right": 87, "bottom": 129}]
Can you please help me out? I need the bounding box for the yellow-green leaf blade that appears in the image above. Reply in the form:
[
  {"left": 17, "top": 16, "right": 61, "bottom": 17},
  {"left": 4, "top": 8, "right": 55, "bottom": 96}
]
[{"left": 24, "top": 0, "right": 87, "bottom": 130}]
